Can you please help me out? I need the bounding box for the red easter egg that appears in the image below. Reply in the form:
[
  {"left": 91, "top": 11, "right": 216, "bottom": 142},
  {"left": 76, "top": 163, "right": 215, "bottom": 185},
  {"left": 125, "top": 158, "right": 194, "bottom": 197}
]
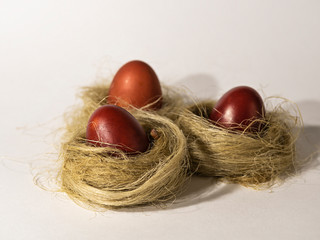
[
  {"left": 210, "top": 86, "right": 265, "bottom": 132},
  {"left": 86, "top": 104, "right": 149, "bottom": 153},
  {"left": 108, "top": 60, "right": 162, "bottom": 110}
]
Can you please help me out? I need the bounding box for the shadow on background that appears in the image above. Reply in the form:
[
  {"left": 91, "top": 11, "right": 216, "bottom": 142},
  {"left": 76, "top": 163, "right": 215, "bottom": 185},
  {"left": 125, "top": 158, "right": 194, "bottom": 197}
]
[
  {"left": 169, "top": 176, "right": 239, "bottom": 209},
  {"left": 296, "top": 100, "right": 320, "bottom": 172},
  {"left": 174, "top": 73, "right": 219, "bottom": 100}
]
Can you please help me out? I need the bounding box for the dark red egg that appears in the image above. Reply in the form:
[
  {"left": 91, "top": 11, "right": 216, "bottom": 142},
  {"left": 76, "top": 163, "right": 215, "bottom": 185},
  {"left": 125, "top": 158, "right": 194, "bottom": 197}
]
[
  {"left": 209, "top": 86, "right": 265, "bottom": 132},
  {"left": 108, "top": 60, "right": 162, "bottom": 110},
  {"left": 86, "top": 104, "right": 149, "bottom": 153}
]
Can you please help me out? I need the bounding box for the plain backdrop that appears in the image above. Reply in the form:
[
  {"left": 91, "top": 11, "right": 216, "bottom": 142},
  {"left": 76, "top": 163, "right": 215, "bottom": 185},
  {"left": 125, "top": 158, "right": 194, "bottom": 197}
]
[{"left": 1, "top": 1, "right": 320, "bottom": 240}]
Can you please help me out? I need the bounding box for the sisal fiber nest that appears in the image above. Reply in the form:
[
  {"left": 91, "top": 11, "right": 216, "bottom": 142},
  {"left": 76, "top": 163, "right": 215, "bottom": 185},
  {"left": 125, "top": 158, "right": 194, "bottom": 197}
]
[
  {"left": 176, "top": 100, "right": 300, "bottom": 188},
  {"left": 58, "top": 85, "right": 190, "bottom": 210}
]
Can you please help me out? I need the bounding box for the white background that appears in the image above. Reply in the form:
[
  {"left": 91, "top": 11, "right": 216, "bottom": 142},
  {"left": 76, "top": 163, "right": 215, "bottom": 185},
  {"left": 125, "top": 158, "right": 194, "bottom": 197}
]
[{"left": 1, "top": 1, "right": 320, "bottom": 239}]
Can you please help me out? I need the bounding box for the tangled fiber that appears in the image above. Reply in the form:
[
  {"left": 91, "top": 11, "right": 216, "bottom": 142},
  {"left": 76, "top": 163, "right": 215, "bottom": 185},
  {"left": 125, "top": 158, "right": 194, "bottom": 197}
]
[
  {"left": 58, "top": 85, "right": 190, "bottom": 210},
  {"left": 176, "top": 100, "right": 300, "bottom": 188},
  {"left": 49, "top": 80, "right": 302, "bottom": 211}
]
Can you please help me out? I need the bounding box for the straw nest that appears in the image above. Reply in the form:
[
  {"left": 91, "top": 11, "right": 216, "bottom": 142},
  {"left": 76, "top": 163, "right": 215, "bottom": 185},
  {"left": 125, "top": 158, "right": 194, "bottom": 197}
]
[
  {"left": 175, "top": 100, "right": 300, "bottom": 188},
  {"left": 58, "top": 85, "right": 190, "bottom": 210}
]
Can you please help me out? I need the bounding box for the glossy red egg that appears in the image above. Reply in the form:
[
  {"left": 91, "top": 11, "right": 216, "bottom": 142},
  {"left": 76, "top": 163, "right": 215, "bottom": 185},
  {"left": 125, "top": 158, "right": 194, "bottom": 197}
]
[
  {"left": 86, "top": 105, "right": 149, "bottom": 153},
  {"left": 108, "top": 60, "right": 162, "bottom": 110},
  {"left": 210, "top": 86, "right": 265, "bottom": 131}
]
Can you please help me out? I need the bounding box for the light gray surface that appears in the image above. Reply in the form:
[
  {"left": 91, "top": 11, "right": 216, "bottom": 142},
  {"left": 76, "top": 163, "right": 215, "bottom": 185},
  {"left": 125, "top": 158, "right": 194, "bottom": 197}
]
[{"left": 1, "top": 1, "right": 320, "bottom": 239}]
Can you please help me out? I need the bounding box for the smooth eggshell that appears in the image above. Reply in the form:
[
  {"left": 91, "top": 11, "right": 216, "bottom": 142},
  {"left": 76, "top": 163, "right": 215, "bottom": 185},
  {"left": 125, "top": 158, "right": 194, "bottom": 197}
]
[
  {"left": 210, "top": 86, "right": 265, "bottom": 131},
  {"left": 86, "top": 104, "right": 149, "bottom": 153},
  {"left": 108, "top": 60, "right": 162, "bottom": 110}
]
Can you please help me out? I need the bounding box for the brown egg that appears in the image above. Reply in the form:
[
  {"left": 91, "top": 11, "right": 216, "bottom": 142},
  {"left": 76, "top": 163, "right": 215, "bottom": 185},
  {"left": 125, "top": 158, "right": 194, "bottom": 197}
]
[
  {"left": 210, "top": 86, "right": 265, "bottom": 132},
  {"left": 108, "top": 60, "right": 162, "bottom": 110},
  {"left": 86, "top": 104, "right": 149, "bottom": 153}
]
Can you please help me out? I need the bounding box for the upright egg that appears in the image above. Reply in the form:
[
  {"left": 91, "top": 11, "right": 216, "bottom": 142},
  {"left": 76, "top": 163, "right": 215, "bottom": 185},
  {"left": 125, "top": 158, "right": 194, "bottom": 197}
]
[
  {"left": 86, "top": 105, "right": 149, "bottom": 153},
  {"left": 210, "top": 86, "right": 265, "bottom": 132},
  {"left": 108, "top": 60, "right": 162, "bottom": 110}
]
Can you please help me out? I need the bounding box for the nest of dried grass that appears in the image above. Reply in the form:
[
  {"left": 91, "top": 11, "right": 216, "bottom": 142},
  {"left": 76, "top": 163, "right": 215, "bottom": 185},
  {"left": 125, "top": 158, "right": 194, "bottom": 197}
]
[
  {"left": 52, "top": 80, "right": 301, "bottom": 211},
  {"left": 58, "top": 85, "right": 190, "bottom": 210},
  {"left": 176, "top": 100, "right": 300, "bottom": 188}
]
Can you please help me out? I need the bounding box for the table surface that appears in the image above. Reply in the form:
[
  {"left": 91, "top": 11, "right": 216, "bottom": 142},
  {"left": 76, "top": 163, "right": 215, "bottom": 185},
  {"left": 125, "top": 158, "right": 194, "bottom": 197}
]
[{"left": 1, "top": 1, "right": 320, "bottom": 240}]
